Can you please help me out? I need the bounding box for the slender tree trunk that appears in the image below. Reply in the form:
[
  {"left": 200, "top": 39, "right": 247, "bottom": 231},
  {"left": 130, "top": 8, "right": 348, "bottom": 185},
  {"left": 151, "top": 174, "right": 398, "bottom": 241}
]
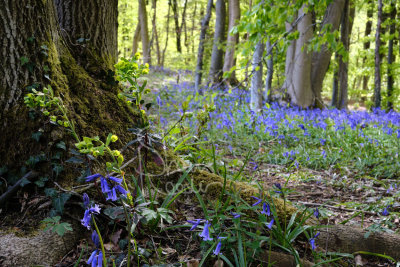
[
  {"left": 265, "top": 39, "right": 273, "bottom": 103},
  {"left": 191, "top": 2, "right": 197, "bottom": 55},
  {"left": 331, "top": 52, "right": 339, "bottom": 107},
  {"left": 387, "top": 0, "right": 396, "bottom": 111},
  {"left": 311, "top": 0, "right": 346, "bottom": 108},
  {"left": 209, "top": 0, "right": 226, "bottom": 85},
  {"left": 284, "top": 5, "right": 313, "bottom": 108},
  {"left": 362, "top": 0, "right": 374, "bottom": 95},
  {"left": 171, "top": 0, "right": 187, "bottom": 53},
  {"left": 138, "top": 0, "right": 151, "bottom": 64},
  {"left": 161, "top": 3, "right": 171, "bottom": 67},
  {"left": 337, "top": 0, "right": 353, "bottom": 110},
  {"left": 151, "top": 0, "right": 161, "bottom": 65},
  {"left": 223, "top": 0, "right": 240, "bottom": 84},
  {"left": 132, "top": 23, "right": 141, "bottom": 56},
  {"left": 195, "top": 0, "right": 213, "bottom": 94},
  {"left": 250, "top": 41, "right": 264, "bottom": 112},
  {"left": 374, "top": 0, "right": 383, "bottom": 109}
]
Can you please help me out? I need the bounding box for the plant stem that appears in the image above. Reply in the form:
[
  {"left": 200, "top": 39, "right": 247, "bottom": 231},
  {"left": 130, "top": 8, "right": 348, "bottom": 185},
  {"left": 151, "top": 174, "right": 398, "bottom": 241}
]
[{"left": 92, "top": 217, "right": 107, "bottom": 267}]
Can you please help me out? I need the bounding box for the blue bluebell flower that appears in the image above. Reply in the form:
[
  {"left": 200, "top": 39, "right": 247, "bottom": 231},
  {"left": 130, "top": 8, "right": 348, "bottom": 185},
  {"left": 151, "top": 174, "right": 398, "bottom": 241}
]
[
  {"left": 314, "top": 208, "right": 320, "bottom": 219},
  {"left": 87, "top": 249, "right": 101, "bottom": 267},
  {"left": 261, "top": 202, "right": 271, "bottom": 216},
  {"left": 251, "top": 196, "right": 262, "bottom": 206},
  {"left": 199, "top": 220, "right": 213, "bottom": 241},
  {"left": 213, "top": 240, "right": 222, "bottom": 256},
  {"left": 266, "top": 218, "right": 274, "bottom": 229},
  {"left": 100, "top": 177, "right": 110, "bottom": 193},
  {"left": 187, "top": 219, "right": 202, "bottom": 231},
  {"left": 91, "top": 230, "right": 100, "bottom": 248},
  {"left": 108, "top": 176, "right": 123, "bottom": 184},
  {"left": 83, "top": 193, "right": 90, "bottom": 208},
  {"left": 230, "top": 212, "right": 241, "bottom": 219},
  {"left": 86, "top": 173, "right": 103, "bottom": 182},
  {"left": 81, "top": 204, "right": 101, "bottom": 229},
  {"left": 309, "top": 232, "right": 320, "bottom": 250},
  {"left": 274, "top": 183, "right": 282, "bottom": 194},
  {"left": 382, "top": 206, "right": 390, "bottom": 216},
  {"left": 106, "top": 187, "right": 117, "bottom": 201}
]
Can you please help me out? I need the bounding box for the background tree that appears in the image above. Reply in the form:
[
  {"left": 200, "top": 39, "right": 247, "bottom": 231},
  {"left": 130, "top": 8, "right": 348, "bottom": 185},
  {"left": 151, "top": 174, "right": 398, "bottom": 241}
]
[
  {"left": 138, "top": 0, "right": 151, "bottom": 64},
  {"left": 223, "top": 0, "right": 240, "bottom": 84},
  {"left": 387, "top": 0, "right": 396, "bottom": 110},
  {"left": 374, "top": 0, "right": 383, "bottom": 108},
  {"left": 250, "top": 41, "right": 264, "bottom": 112},
  {"left": 209, "top": 0, "right": 226, "bottom": 85}
]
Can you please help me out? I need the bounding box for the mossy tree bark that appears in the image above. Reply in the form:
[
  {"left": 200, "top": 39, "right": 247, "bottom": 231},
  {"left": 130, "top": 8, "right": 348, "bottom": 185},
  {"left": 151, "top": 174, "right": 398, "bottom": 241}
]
[{"left": 0, "top": 0, "right": 138, "bottom": 170}]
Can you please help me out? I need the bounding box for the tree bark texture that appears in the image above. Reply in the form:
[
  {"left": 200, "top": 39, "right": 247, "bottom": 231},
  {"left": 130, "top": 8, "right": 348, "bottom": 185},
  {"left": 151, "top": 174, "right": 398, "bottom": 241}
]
[
  {"left": 195, "top": 0, "right": 213, "bottom": 94},
  {"left": 362, "top": 0, "right": 373, "bottom": 94},
  {"left": 151, "top": 0, "right": 161, "bottom": 66},
  {"left": 223, "top": 0, "right": 240, "bottom": 84},
  {"left": 285, "top": 5, "right": 313, "bottom": 108},
  {"left": 250, "top": 41, "right": 264, "bottom": 112},
  {"left": 374, "top": 0, "right": 383, "bottom": 108},
  {"left": 265, "top": 39, "right": 273, "bottom": 102},
  {"left": 311, "top": 0, "right": 346, "bottom": 108},
  {"left": 138, "top": 0, "right": 151, "bottom": 64},
  {"left": 162, "top": 3, "right": 171, "bottom": 67},
  {"left": 387, "top": 1, "right": 396, "bottom": 111},
  {"left": 209, "top": 0, "right": 226, "bottom": 85},
  {"left": 132, "top": 22, "right": 141, "bottom": 56},
  {"left": 0, "top": 0, "right": 138, "bottom": 169},
  {"left": 55, "top": 0, "right": 118, "bottom": 70}
]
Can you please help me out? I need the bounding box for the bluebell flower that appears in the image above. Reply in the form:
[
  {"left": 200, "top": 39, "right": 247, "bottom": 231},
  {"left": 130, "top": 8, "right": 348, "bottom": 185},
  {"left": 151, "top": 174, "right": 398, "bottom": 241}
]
[
  {"left": 100, "top": 177, "right": 110, "bottom": 193},
  {"left": 261, "top": 202, "right": 271, "bottom": 216},
  {"left": 314, "top": 208, "right": 320, "bottom": 219},
  {"left": 115, "top": 185, "right": 128, "bottom": 196},
  {"left": 199, "top": 220, "right": 213, "bottom": 241},
  {"left": 266, "top": 218, "right": 274, "bottom": 229},
  {"left": 187, "top": 219, "right": 202, "bottom": 231},
  {"left": 309, "top": 232, "right": 320, "bottom": 250},
  {"left": 106, "top": 187, "right": 117, "bottom": 201},
  {"left": 87, "top": 249, "right": 101, "bottom": 267},
  {"left": 81, "top": 204, "right": 101, "bottom": 229},
  {"left": 251, "top": 196, "right": 262, "bottom": 206},
  {"left": 382, "top": 206, "right": 390, "bottom": 216},
  {"left": 83, "top": 193, "right": 90, "bottom": 208},
  {"left": 86, "top": 173, "right": 103, "bottom": 182},
  {"left": 91, "top": 230, "right": 100, "bottom": 248},
  {"left": 320, "top": 139, "right": 326, "bottom": 146},
  {"left": 274, "top": 183, "right": 282, "bottom": 194},
  {"left": 213, "top": 237, "right": 226, "bottom": 256},
  {"left": 108, "top": 176, "right": 123, "bottom": 184},
  {"left": 386, "top": 185, "right": 394, "bottom": 194},
  {"left": 230, "top": 212, "right": 241, "bottom": 219}
]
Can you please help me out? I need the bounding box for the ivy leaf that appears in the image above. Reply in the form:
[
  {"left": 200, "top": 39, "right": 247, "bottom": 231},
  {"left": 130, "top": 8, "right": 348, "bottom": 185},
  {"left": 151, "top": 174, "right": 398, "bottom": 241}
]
[
  {"left": 20, "top": 56, "right": 29, "bottom": 66},
  {"left": 52, "top": 193, "right": 71, "bottom": 214}
]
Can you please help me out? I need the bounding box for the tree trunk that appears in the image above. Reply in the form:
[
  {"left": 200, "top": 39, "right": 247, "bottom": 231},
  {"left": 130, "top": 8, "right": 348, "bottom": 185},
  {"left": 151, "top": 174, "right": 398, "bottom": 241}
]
[
  {"left": 161, "top": 2, "right": 171, "bottom": 67},
  {"left": 171, "top": 0, "right": 187, "bottom": 53},
  {"left": 132, "top": 23, "right": 141, "bottom": 56},
  {"left": 0, "top": 0, "right": 138, "bottom": 169},
  {"left": 311, "top": 0, "right": 346, "bottom": 108},
  {"left": 362, "top": 0, "right": 374, "bottom": 96},
  {"left": 195, "top": 0, "right": 214, "bottom": 94},
  {"left": 331, "top": 52, "right": 339, "bottom": 107},
  {"left": 387, "top": 1, "right": 396, "bottom": 111},
  {"left": 223, "top": 0, "right": 240, "bottom": 84},
  {"left": 151, "top": 0, "right": 161, "bottom": 66},
  {"left": 285, "top": 5, "right": 313, "bottom": 108},
  {"left": 191, "top": 2, "right": 197, "bottom": 54},
  {"left": 138, "top": 0, "right": 151, "bottom": 64},
  {"left": 209, "top": 0, "right": 226, "bottom": 86},
  {"left": 337, "top": 0, "right": 352, "bottom": 110},
  {"left": 265, "top": 39, "right": 273, "bottom": 103},
  {"left": 374, "top": 0, "right": 383, "bottom": 109},
  {"left": 55, "top": 0, "right": 118, "bottom": 71},
  {"left": 250, "top": 41, "right": 264, "bottom": 112}
]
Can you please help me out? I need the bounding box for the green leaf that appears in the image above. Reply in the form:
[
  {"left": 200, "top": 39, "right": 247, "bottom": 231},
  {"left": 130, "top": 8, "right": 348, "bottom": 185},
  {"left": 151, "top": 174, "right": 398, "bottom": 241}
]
[
  {"left": 20, "top": 56, "right": 29, "bottom": 66},
  {"left": 52, "top": 193, "right": 71, "bottom": 214}
]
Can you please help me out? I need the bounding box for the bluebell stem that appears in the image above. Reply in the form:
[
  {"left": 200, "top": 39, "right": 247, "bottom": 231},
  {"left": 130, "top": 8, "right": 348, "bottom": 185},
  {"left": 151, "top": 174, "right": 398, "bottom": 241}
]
[{"left": 199, "top": 220, "right": 213, "bottom": 241}]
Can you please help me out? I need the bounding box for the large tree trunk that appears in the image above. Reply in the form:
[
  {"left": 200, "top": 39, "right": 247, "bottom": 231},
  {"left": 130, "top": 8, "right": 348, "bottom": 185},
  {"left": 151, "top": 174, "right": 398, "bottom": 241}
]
[
  {"left": 132, "top": 23, "right": 141, "bottom": 56},
  {"left": 387, "top": 1, "right": 396, "bottom": 111},
  {"left": 374, "top": 0, "right": 383, "bottom": 109},
  {"left": 194, "top": 0, "right": 213, "bottom": 94},
  {"left": 311, "top": 0, "right": 346, "bottom": 108},
  {"left": 208, "top": 0, "right": 226, "bottom": 86},
  {"left": 285, "top": 5, "right": 313, "bottom": 108},
  {"left": 138, "top": 0, "right": 151, "bottom": 64},
  {"left": 222, "top": 0, "right": 240, "bottom": 84},
  {"left": 250, "top": 41, "right": 264, "bottom": 112}
]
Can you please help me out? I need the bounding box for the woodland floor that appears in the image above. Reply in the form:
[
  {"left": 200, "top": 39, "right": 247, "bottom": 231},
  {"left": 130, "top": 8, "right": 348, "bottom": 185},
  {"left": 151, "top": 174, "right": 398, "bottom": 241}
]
[{"left": 1, "top": 69, "right": 399, "bottom": 266}]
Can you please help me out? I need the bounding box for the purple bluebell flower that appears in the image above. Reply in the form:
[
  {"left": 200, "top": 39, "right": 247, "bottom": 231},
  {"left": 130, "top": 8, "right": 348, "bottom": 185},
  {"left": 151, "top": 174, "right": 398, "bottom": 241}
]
[
  {"left": 382, "top": 206, "right": 390, "bottom": 216},
  {"left": 86, "top": 173, "right": 103, "bottom": 182},
  {"left": 309, "top": 232, "right": 320, "bottom": 250},
  {"left": 314, "top": 208, "right": 320, "bottom": 219},
  {"left": 106, "top": 187, "right": 117, "bottom": 201},
  {"left": 251, "top": 196, "right": 262, "bottom": 206},
  {"left": 199, "top": 220, "right": 213, "bottom": 241},
  {"left": 83, "top": 193, "right": 90, "bottom": 208},
  {"left": 274, "top": 183, "right": 282, "bottom": 194},
  {"left": 213, "top": 240, "right": 222, "bottom": 256},
  {"left": 108, "top": 176, "right": 123, "bottom": 184},
  {"left": 81, "top": 204, "right": 101, "bottom": 229},
  {"left": 115, "top": 185, "right": 128, "bottom": 196},
  {"left": 266, "top": 218, "right": 274, "bottom": 229},
  {"left": 87, "top": 249, "right": 100, "bottom": 267},
  {"left": 230, "top": 212, "right": 241, "bottom": 219},
  {"left": 261, "top": 202, "right": 271, "bottom": 216},
  {"left": 91, "top": 230, "right": 100, "bottom": 248},
  {"left": 187, "top": 219, "right": 202, "bottom": 231},
  {"left": 100, "top": 177, "right": 110, "bottom": 193},
  {"left": 320, "top": 139, "right": 326, "bottom": 146}
]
